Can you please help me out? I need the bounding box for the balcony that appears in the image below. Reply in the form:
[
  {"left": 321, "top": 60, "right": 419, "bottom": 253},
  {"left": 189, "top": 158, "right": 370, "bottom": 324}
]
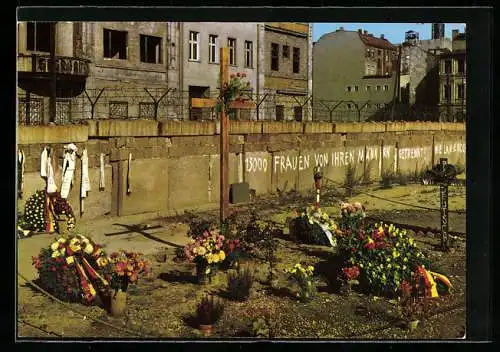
[{"left": 17, "top": 53, "right": 90, "bottom": 98}]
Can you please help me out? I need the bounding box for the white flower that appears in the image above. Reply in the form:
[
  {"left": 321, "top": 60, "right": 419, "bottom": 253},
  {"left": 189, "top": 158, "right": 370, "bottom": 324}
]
[
  {"left": 57, "top": 237, "right": 67, "bottom": 244},
  {"left": 84, "top": 243, "right": 94, "bottom": 254},
  {"left": 50, "top": 242, "right": 59, "bottom": 251},
  {"left": 51, "top": 250, "right": 61, "bottom": 258}
]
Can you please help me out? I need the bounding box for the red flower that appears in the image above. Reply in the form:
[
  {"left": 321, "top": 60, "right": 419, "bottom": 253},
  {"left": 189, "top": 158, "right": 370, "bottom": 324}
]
[
  {"left": 236, "top": 72, "right": 241, "bottom": 77},
  {"left": 241, "top": 72, "right": 247, "bottom": 78},
  {"left": 51, "top": 266, "right": 57, "bottom": 271},
  {"left": 351, "top": 248, "right": 357, "bottom": 253},
  {"left": 230, "top": 74, "right": 236, "bottom": 79},
  {"left": 342, "top": 266, "right": 360, "bottom": 280},
  {"left": 364, "top": 241, "right": 376, "bottom": 250}
]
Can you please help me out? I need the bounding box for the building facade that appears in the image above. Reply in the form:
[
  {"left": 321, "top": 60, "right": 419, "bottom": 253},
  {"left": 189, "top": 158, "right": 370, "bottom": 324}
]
[
  {"left": 17, "top": 21, "right": 179, "bottom": 123},
  {"left": 179, "top": 22, "right": 262, "bottom": 120},
  {"left": 263, "top": 22, "right": 313, "bottom": 121},
  {"left": 398, "top": 29, "right": 452, "bottom": 115},
  {"left": 312, "top": 27, "right": 398, "bottom": 122},
  {"left": 438, "top": 30, "right": 466, "bottom": 122}
]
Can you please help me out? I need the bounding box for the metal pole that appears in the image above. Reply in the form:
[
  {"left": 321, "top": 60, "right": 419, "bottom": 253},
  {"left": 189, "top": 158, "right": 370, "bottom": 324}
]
[
  {"left": 439, "top": 158, "right": 449, "bottom": 251},
  {"left": 220, "top": 47, "right": 230, "bottom": 225},
  {"left": 49, "top": 22, "right": 57, "bottom": 123}
]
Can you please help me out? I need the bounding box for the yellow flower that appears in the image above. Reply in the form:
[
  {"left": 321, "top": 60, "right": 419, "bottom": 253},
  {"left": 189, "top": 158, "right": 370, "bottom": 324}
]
[
  {"left": 66, "top": 256, "right": 75, "bottom": 265},
  {"left": 197, "top": 246, "right": 207, "bottom": 256},
  {"left": 96, "top": 257, "right": 108, "bottom": 267},
  {"left": 403, "top": 257, "right": 408, "bottom": 263},
  {"left": 219, "top": 251, "right": 226, "bottom": 261},
  {"left": 393, "top": 250, "right": 400, "bottom": 258},
  {"left": 307, "top": 266, "right": 314, "bottom": 272},
  {"left": 57, "top": 238, "right": 67, "bottom": 244},
  {"left": 212, "top": 253, "right": 220, "bottom": 263},
  {"left": 409, "top": 238, "right": 414, "bottom": 246},
  {"left": 291, "top": 269, "right": 297, "bottom": 274},
  {"left": 60, "top": 247, "right": 66, "bottom": 256},
  {"left": 50, "top": 242, "right": 59, "bottom": 251},
  {"left": 51, "top": 250, "right": 61, "bottom": 258},
  {"left": 69, "top": 243, "right": 81, "bottom": 253}
]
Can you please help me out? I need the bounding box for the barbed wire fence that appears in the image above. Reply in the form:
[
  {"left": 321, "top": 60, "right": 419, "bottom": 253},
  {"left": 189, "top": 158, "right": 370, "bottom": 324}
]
[{"left": 17, "top": 87, "right": 464, "bottom": 126}]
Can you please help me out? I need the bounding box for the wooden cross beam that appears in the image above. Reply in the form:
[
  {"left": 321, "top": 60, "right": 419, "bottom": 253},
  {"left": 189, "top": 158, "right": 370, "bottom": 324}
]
[{"left": 190, "top": 47, "right": 256, "bottom": 225}]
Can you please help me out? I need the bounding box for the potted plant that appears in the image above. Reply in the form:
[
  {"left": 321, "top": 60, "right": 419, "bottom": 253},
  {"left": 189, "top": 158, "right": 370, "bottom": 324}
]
[
  {"left": 196, "top": 295, "right": 224, "bottom": 336},
  {"left": 226, "top": 265, "right": 254, "bottom": 301},
  {"left": 284, "top": 263, "right": 317, "bottom": 302},
  {"left": 108, "top": 250, "right": 150, "bottom": 316},
  {"left": 184, "top": 230, "right": 226, "bottom": 284},
  {"left": 340, "top": 265, "right": 361, "bottom": 295}
]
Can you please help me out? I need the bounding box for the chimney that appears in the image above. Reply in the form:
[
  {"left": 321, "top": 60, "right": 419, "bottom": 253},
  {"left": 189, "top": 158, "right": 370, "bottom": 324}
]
[
  {"left": 363, "top": 30, "right": 368, "bottom": 35},
  {"left": 452, "top": 29, "right": 459, "bottom": 39},
  {"left": 380, "top": 34, "right": 385, "bottom": 39}
]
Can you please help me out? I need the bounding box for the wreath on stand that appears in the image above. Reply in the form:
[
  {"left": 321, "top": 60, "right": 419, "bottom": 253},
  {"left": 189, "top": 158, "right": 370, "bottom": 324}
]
[{"left": 216, "top": 72, "right": 252, "bottom": 119}]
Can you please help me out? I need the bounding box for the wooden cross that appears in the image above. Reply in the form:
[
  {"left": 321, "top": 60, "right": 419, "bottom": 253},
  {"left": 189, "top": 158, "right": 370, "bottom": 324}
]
[{"left": 191, "top": 47, "right": 256, "bottom": 225}]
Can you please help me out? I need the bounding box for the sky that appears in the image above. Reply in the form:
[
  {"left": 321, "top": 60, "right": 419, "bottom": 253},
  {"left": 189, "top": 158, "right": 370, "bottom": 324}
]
[{"left": 312, "top": 23, "right": 466, "bottom": 44}]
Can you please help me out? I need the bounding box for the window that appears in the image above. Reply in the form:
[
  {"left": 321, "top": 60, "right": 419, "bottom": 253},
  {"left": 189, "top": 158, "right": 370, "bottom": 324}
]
[
  {"left": 26, "top": 22, "right": 51, "bottom": 52},
  {"left": 139, "top": 102, "right": 156, "bottom": 119},
  {"left": 458, "top": 59, "right": 465, "bottom": 73},
  {"left": 140, "top": 35, "right": 162, "bottom": 64},
  {"left": 354, "top": 85, "right": 359, "bottom": 92},
  {"left": 378, "top": 49, "right": 382, "bottom": 56},
  {"left": 283, "top": 45, "right": 290, "bottom": 58},
  {"left": 294, "top": 106, "right": 303, "bottom": 121},
  {"left": 271, "top": 43, "right": 279, "bottom": 71},
  {"left": 376, "top": 85, "right": 381, "bottom": 91},
  {"left": 189, "top": 31, "right": 199, "bottom": 61},
  {"left": 293, "top": 47, "right": 300, "bottom": 73},
  {"left": 103, "top": 29, "right": 128, "bottom": 59},
  {"left": 109, "top": 102, "right": 128, "bottom": 119},
  {"left": 457, "top": 84, "right": 465, "bottom": 100},
  {"left": 366, "top": 85, "right": 372, "bottom": 91},
  {"left": 444, "top": 84, "right": 451, "bottom": 100},
  {"left": 244, "top": 41, "right": 253, "bottom": 68},
  {"left": 384, "top": 84, "right": 389, "bottom": 91},
  {"left": 209, "top": 34, "right": 218, "bottom": 63},
  {"left": 275, "top": 105, "right": 284, "bottom": 121},
  {"left": 346, "top": 103, "right": 352, "bottom": 110},
  {"left": 228, "top": 38, "right": 236, "bottom": 65},
  {"left": 346, "top": 86, "right": 352, "bottom": 92},
  {"left": 444, "top": 60, "right": 452, "bottom": 74}
]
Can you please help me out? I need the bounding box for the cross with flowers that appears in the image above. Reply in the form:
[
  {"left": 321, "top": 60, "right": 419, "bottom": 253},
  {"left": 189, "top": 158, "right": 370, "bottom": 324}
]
[{"left": 191, "top": 48, "right": 256, "bottom": 224}]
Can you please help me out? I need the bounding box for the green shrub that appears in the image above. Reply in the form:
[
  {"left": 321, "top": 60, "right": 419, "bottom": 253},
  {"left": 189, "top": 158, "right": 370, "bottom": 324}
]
[{"left": 226, "top": 266, "right": 254, "bottom": 301}]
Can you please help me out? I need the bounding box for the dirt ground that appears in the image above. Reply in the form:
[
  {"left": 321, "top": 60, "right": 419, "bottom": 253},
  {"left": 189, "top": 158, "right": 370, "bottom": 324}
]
[{"left": 17, "top": 182, "right": 466, "bottom": 340}]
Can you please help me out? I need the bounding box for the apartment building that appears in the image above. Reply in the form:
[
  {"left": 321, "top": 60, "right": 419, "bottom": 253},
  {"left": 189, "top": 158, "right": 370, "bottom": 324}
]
[
  {"left": 179, "top": 22, "right": 262, "bottom": 120},
  {"left": 313, "top": 27, "right": 398, "bottom": 121},
  {"left": 438, "top": 29, "right": 466, "bottom": 122},
  {"left": 263, "top": 22, "right": 313, "bottom": 121}
]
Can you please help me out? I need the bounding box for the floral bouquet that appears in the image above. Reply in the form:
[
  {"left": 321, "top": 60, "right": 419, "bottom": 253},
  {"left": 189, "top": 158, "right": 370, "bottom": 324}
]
[
  {"left": 184, "top": 230, "right": 227, "bottom": 281},
  {"left": 291, "top": 205, "right": 338, "bottom": 247},
  {"left": 340, "top": 265, "right": 361, "bottom": 293},
  {"left": 32, "top": 234, "right": 113, "bottom": 304},
  {"left": 108, "top": 250, "right": 150, "bottom": 292},
  {"left": 284, "top": 263, "right": 317, "bottom": 302},
  {"left": 22, "top": 190, "right": 76, "bottom": 234},
  {"left": 338, "top": 202, "right": 366, "bottom": 233},
  {"left": 217, "top": 72, "right": 252, "bottom": 114},
  {"left": 222, "top": 238, "right": 242, "bottom": 268}
]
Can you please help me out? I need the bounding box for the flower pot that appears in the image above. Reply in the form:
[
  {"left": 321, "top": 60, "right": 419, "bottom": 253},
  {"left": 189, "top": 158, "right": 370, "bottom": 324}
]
[
  {"left": 110, "top": 289, "right": 127, "bottom": 317},
  {"left": 196, "top": 263, "right": 209, "bottom": 285},
  {"left": 199, "top": 324, "right": 213, "bottom": 336},
  {"left": 56, "top": 216, "right": 69, "bottom": 235}
]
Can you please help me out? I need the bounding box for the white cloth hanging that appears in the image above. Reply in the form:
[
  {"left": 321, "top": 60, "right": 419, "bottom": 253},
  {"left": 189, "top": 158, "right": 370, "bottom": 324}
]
[
  {"left": 99, "top": 153, "right": 105, "bottom": 191},
  {"left": 81, "top": 149, "right": 91, "bottom": 196},
  {"left": 127, "top": 152, "right": 132, "bottom": 194},
  {"left": 61, "top": 144, "right": 78, "bottom": 199},
  {"left": 40, "top": 148, "right": 48, "bottom": 178},
  {"left": 18, "top": 150, "right": 25, "bottom": 198},
  {"left": 46, "top": 152, "right": 58, "bottom": 193}
]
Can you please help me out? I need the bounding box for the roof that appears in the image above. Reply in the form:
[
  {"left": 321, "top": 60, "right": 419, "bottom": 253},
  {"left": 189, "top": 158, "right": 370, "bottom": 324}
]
[{"left": 358, "top": 32, "right": 397, "bottom": 51}]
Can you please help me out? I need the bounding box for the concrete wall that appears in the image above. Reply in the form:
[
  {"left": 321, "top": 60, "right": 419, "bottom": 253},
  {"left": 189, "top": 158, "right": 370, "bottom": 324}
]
[{"left": 16, "top": 121, "right": 466, "bottom": 220}]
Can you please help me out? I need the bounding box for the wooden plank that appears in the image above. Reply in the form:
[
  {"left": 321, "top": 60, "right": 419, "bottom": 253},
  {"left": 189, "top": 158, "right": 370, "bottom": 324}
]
[
  {"left": 191, "top": 97, "right": 217, "bottom": 108},
  {"left": 220, "top": 47, "right": 230, "bottom": 224},
  {"left": 227, "top": 100, "right": 256, "bottom": 109}
]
